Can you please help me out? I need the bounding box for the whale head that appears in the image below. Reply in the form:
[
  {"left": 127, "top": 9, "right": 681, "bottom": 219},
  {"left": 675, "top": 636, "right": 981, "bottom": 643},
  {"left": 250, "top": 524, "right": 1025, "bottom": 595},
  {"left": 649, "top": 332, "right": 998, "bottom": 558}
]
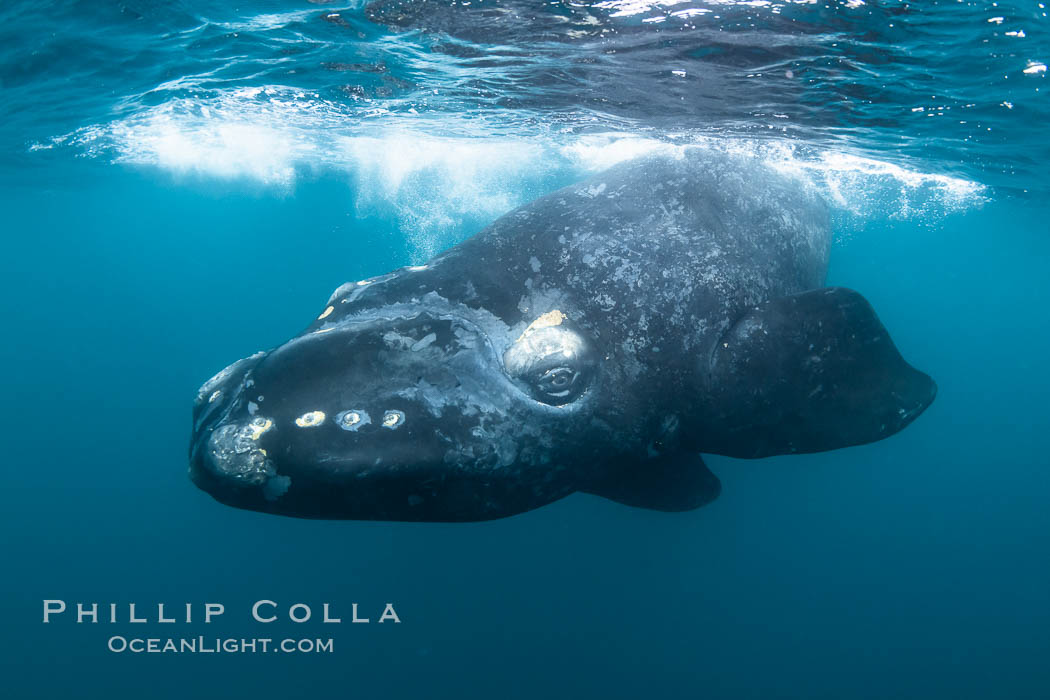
[{"left": 189, "top": 291, "right": 606, "bottom": 521}]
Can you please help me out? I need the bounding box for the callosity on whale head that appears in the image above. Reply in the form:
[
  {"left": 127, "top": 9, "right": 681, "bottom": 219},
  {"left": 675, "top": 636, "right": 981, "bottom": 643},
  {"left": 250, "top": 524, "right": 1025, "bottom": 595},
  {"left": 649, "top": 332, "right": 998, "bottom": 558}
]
[{"left": 189, "top": 149, "right": 936, "bottom": 521}]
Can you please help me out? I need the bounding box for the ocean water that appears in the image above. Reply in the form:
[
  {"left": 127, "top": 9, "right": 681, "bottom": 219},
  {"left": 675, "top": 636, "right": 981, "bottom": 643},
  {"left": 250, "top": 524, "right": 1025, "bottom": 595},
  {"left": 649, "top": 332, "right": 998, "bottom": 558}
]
[{"left": 2, "top": 1, "right": 1048, "bottom": 698}]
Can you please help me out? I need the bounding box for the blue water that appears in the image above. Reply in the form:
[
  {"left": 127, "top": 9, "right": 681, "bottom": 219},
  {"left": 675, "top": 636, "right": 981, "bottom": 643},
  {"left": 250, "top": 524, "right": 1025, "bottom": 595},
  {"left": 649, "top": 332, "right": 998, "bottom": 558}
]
[{"left": 2, "top": 1, "right": 1049, "bottom": 698}]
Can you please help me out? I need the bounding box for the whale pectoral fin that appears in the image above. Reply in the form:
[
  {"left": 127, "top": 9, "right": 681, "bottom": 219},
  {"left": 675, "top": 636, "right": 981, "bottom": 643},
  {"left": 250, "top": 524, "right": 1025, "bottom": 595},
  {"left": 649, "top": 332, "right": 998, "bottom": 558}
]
[
  {"left": 581, "top": 454, "right": 721, "bottom": 512},
  {"left": 704, "top": 286, "right": 937, "bottom": 458}
]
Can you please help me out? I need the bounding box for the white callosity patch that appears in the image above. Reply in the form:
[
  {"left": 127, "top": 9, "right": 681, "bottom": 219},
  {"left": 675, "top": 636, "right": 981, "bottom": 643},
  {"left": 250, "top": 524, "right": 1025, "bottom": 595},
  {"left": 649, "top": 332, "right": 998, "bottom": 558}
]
[
  {"left": 516, "top": 309, "right": 567, "bottom": 341},
  {"left": 336, "top": 409, "right": 371, "bottom": 432},
  {"left": 205, "top": 418, "right": 287, "bottom": 500},
  {"left": 381, "top": 410, "right": 405, "bottom": 429},
  {"left": 294, "top": 410, "right": 326, "bottom": 428},
  {"left": 247, "top": 416, "right": 273, "bottom": 440}
]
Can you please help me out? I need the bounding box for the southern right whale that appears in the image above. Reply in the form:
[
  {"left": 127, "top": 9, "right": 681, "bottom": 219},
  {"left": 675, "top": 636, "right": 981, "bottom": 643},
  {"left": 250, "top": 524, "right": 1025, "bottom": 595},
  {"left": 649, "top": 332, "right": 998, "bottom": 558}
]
[{"left": 189, "top": 148, "right": 936, "bottom": 521}]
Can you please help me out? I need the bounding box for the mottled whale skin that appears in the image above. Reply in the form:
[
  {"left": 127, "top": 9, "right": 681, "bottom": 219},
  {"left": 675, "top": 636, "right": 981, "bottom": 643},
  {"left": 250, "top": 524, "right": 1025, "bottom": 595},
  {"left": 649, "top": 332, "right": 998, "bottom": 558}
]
[{"left": 189, "top": 149, "right": 936, "bottom": 521}]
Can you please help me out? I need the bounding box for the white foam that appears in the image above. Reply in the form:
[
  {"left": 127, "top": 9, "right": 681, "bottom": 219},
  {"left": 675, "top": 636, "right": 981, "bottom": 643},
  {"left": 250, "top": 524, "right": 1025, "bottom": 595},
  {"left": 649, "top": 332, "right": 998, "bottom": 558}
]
[
  {"left": 337, "top": 133, "right": 550, "bottom": 259},
  {"left": 561, "top": 133, "right": 678, "bottom": 171},
  {"left": 55, "top": 85, "right": 986, "bottom": 257},
  {"left": 73, "top": 87, "right": 335, "bottom": 186},
  {"left": 754, "top": 141, "right": 985, "bottom": 216},
  {"left": 112, "top": 116, "right": 306, "bottom": 185}
]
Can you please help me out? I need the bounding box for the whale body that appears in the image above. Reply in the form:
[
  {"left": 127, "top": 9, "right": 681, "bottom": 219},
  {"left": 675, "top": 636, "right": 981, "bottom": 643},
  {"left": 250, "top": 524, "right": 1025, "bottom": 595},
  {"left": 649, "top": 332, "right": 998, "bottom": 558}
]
[{"left": 189, "top": 149, "right": 936, "bottom": 521}]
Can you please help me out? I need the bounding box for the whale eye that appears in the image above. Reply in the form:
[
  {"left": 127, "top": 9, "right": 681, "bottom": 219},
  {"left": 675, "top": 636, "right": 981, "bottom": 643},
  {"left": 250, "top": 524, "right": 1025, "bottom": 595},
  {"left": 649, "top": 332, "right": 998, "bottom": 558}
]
[
  {"left": 536, "top": 367, "right": 579, "bottom": 397},
  {"left": 523, "top": 359, "right": 589, "bottom": 405},
  {"left": 504, "top": 323, "right": 595, "bottom": 406}
]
